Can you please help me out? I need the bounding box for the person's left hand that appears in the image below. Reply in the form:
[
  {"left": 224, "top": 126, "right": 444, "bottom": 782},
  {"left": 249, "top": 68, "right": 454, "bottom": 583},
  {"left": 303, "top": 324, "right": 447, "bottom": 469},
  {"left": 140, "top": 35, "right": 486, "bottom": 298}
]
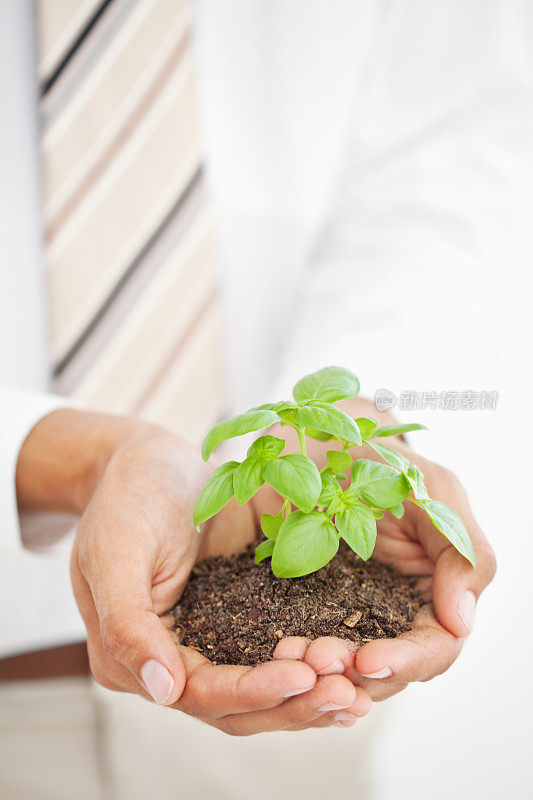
[{"left": 256, "top": 440, "right": 496, "bottom": 702}]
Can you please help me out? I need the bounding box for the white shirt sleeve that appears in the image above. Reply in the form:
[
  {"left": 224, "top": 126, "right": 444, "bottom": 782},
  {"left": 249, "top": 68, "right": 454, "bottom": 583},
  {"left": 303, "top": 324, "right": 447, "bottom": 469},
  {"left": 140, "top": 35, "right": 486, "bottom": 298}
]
[{"left": 0, "top": 386, "right": 73, "bottom": 552}]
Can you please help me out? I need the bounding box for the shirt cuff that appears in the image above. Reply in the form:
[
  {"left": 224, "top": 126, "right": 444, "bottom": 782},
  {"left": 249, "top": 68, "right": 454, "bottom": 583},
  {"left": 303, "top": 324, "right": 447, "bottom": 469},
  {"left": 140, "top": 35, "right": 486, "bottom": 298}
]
[{"left": 0, "top": 387, "right": 73, "bottom": 552}]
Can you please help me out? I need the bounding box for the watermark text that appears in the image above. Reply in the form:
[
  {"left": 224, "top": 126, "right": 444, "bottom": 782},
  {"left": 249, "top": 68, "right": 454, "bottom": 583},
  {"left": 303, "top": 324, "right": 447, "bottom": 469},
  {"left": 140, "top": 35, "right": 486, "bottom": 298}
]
[{"left": 374, "top": 389, "right": 499, "bottom": 412}]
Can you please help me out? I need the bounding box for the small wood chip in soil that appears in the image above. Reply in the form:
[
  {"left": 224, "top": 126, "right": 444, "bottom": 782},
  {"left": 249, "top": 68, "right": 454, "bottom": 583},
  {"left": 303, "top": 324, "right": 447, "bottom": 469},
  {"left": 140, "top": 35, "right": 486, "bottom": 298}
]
[{"left": 172, "top": 541, "right": 426, "bottom": 666}]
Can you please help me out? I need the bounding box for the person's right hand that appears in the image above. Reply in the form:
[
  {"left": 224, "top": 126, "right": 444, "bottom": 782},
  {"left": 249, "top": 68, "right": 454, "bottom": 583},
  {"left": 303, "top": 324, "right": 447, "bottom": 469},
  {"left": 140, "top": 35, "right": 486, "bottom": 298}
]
[
  {"left": 266, "top": 439, "right": 496, "bottom": 705},
  {"left": 69, "top": 420, "right": 371, "bottom": 733}
]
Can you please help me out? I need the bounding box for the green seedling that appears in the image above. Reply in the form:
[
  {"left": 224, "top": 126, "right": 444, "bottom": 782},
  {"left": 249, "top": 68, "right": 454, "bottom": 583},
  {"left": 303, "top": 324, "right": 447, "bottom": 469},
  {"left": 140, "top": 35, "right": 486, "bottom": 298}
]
[{"left": 193, "top": 366, "right": 476, "bottom": 578}]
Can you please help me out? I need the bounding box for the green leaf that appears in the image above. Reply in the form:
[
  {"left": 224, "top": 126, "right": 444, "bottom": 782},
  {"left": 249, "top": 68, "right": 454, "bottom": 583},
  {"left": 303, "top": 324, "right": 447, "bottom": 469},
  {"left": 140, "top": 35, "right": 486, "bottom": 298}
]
[
  {"left": 351, "top": 458, "right": 410, "bottom": 508},
  {"left": 252, "top": 401, "right": 295, "bottom": 414},
  {"left": 271, "top": 511, "right": 339, "bottom": 578},
  {"left": 193, "top": 461, "right": 239, "bottom": 529},
  {"left": 260, "top": 513, "right": 284, "bottom": 540},
  {"left": 326, "top": 450, "right": 353, "bottom": 474},
  {"left": 327, "top": 494, "right": 346, "bottom": 515},
  {"left": 367, "top": 441, "right": 409, "bottom": 472},
  {"left": 318, "top": 473, "right": 341, "bottom": 505},
  {"left": 388, "top": 503, "right": 405, "bottom": 519},
  {"left": 247, "top": 435, "right": 285, "bottom": 459},
  {"left": 289, "top": 402, "right": 362, "bottom": 445},
  {"left": 339, "top": 486, "right": 360, "bottom": 507},
  {"left": 305, "top": 426, "right": 333, "bottom": 441},
  {"left": 371, "top": 422, "right": 428, "bottom": 439},
  {"left": 255, "top": 538, "right": 275, "bottom": 564},
  {"left": 233, "top": 457, "right": 265, "bottom": 504},
  {"left": 201, "top": 410, "right": 280, "bottom": 460},
  {"left": 406, "top": 464, "right": 430, "bottom": 501},
  {"left": 415, "top": 500, "right": 476, "bottom": 567},
  {"left": 355, "top": 417, "right": 378, "bottom": 438},
  {"left": 292, "top": 366, "right": 360, "bottom": 403},
  {"left": 263, "top": 454, "right": 322, "bottom": 513},
  {"left": 335, "top": 505, "right": 377, "bottom": 560}
]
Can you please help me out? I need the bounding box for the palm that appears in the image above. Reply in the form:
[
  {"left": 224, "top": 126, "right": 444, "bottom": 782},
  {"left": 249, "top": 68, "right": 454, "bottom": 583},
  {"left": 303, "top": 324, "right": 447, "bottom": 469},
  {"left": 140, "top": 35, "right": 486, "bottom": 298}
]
[
  {"left": 153, "top": 497, "right": 257, "bottom": 617},
  {"left": 373, "top": 504, "right": 434, "bottom": 577},
  {"left": 254, "top": 442, "right": 494, "bottom": 701}
]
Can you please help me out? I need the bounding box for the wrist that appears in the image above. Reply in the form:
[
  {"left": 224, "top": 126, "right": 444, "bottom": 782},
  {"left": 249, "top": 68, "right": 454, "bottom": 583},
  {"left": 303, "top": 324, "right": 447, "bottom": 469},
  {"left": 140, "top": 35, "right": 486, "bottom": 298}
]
[
  {"left": 16, "top": 408, "right": 162, "bottom": 515},
  {"left": 74, "top": 415, "right": 167, "bottom": 512}
]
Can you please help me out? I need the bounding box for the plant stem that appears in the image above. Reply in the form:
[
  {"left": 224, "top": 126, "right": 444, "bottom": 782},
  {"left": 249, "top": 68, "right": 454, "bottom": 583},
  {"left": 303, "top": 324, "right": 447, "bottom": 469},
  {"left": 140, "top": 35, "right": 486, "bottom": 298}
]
[{"left": 297, "top": 427, "right": 307, "bottom": 457}]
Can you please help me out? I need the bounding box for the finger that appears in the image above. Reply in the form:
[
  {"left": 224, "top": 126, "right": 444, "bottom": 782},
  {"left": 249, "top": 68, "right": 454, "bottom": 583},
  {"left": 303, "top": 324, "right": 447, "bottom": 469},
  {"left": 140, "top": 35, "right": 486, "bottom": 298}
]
[
  {"left": 432, "top": 538, "right": 497, "bottom": 638},
  {"left": 218, "top": 675, "right": 364, "bottom": 736},
  {"left": 292, "top": 636, "right": 413, "bottom": 700},
  {"left": 286, "top": 718, "right": 336, "bottom": 731},
  {"left": 87, "top": 633, "right": 151, "bottom": 696},
  {"left": 72, "top": 554, "right": 148, "bottom": 694},
  {"left": 354, "top": 605, "right": 463, "bottom": 684},
  {"left": 334, "top": 683, "right": 372, "bottom": 720},
  {"left": 302, "top": 636, "right": 356, "bottom": 676},
  {"left": 372, "top": 517, "right": 434, "bottom": 575},
  {"left": 174, "top": 648, "right": 318, "bottom": 719},
  {"left": 293, "top": 684, "right": 372, "bottom": 729},
  {"left": 77, "top": 543, "right": 186, "bottom": 706},
  {"left": 286, "top": 718, "right": 345, "bottom": 730},
  {"left": 374, "top": 531, "right": 428, "bottom": 562},
  {"left": 302, "top": 636, "right": 409, "bottom": 702},
  {"left": 374, "top": 549, "right": 435, "bottom": 576},
  {"left": 273, "top": 636, "right": 309, "bottom": 661},
  {"left": 353, "top": 681, "right": 408, "bottom": 703},
  {"left": 283, "top": 686, "right": 373, "bottom": 730},
  {"left": 409, "top": 471, "right": 496, "bottom": 637}
]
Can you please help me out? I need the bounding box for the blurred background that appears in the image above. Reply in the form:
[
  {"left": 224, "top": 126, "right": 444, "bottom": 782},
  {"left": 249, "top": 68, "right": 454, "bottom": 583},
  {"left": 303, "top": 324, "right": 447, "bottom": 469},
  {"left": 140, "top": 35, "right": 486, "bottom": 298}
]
[{"left": 1, "top": 1, "right": 532, "bottom": 798}]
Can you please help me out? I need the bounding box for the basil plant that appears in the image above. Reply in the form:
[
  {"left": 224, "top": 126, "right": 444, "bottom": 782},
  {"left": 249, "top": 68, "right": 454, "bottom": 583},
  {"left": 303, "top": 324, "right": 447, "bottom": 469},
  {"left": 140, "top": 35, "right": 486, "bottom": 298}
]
[{"left": 193, "top": 366, "right": 476, "bottom": 578}]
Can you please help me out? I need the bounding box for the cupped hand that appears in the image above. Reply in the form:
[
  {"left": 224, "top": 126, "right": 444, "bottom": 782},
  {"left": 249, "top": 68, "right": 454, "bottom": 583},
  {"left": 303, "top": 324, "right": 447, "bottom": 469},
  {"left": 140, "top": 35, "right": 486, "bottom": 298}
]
[
  {"left": 71, "top": 428, "right": 371, "bottom": 732},
  {"left": 166, "top": 641, "right": 370, "bottom": 733},
  {"left": 258, "top": 439, "right": 496, "bottom": 702}
]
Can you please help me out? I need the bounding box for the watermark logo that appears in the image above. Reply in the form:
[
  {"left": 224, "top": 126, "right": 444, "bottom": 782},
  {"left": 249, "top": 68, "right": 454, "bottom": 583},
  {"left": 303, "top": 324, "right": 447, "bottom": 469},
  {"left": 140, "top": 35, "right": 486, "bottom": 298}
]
[
  {"left": 374, "top": 389, "right": 499, "bottom": 411},
  {"left": 375, "top": 388, "right": 397, "bottom": 412}
]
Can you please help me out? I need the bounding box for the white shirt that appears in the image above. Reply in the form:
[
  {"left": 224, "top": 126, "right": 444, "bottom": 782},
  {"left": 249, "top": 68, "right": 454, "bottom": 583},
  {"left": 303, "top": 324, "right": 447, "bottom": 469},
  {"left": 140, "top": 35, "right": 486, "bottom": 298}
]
[{"left": 1, "top": 0, "right": 532, "bottom": 656}]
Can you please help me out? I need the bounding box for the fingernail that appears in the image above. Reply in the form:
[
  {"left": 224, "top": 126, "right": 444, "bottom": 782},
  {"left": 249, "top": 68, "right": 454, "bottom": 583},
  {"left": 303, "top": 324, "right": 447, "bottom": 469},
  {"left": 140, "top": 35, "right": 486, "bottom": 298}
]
[
  {"left": 141, "top": 660, "right": 174, "bottom": 704},
  {"left": 284, "top": 684, "right": 315, "bottom": 699},
  {"left": 317, "top": 658, "right": 345, "bottom": 676},
  {"left": 457, "top": 590, "right": 476, "bottom": 633},
  {"left": 318, "top": 701, "right": 351, "bottom": 712},
  {"left": 334, "top": 711, "right": 358, "bottom": 724},
  {"left": 359, "top": 667, "right": 392, "bottom": 679}
]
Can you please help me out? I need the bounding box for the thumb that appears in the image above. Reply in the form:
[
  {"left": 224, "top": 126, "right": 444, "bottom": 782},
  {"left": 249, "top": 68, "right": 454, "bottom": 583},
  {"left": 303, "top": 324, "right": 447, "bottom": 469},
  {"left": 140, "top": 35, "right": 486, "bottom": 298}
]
[
  {"left": 412, "top": 478, "right": 496, "bottom": 639},
  {"left": 99, "top": 607, "right": 186, "bottom": 705},
  {"left": 432, "top": 536, "right": 496, "bottom": 638},
  {"left": 79, "top": 548, "right": 186, "bottom": 705}
]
